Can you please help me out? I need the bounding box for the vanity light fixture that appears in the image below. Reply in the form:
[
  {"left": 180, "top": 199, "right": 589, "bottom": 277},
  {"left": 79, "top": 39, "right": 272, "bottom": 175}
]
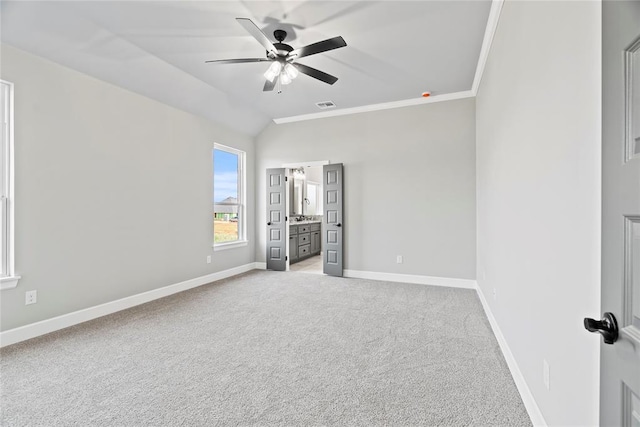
[{"left": 292, "top": 167, "right": 306, "bottom": 179}]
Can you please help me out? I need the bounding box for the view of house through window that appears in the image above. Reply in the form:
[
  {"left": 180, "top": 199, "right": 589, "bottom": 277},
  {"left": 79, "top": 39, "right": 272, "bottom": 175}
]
[{"left": 213, "top": 144, "right": 244, "bottom": 245}]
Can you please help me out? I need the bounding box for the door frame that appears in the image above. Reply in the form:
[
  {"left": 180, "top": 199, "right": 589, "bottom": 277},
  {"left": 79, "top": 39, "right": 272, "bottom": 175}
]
[{"left": 281, "top": 160, "right": 331, "bottom": 272}]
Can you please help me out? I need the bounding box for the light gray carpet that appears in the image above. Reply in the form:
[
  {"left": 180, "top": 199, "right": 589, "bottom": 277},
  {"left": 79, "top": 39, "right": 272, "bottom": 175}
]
[{"left": 1, "top": 271, "right": 531, "bottom": 426}]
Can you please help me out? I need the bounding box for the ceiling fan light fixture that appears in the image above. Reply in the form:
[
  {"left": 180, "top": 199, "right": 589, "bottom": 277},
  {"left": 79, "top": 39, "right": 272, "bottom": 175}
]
[
  {"left": 280, "top": 72, "right": 292, "bottom": 85},
  {"left": 284, "top": 63, "right": 299, "bottom": 80},
  {"left": 264, "top": 61, "right": 282, "bottom": 82}
]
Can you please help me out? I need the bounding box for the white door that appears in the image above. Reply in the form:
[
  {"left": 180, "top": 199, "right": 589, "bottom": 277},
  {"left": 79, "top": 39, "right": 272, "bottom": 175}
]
[{"left": 590, "top": 2, "right": 640, "bottom": 425}]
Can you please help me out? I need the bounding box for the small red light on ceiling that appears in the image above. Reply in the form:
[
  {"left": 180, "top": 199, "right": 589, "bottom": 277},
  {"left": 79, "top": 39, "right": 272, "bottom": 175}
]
[{"left": 422, "top": 92, "right": 431, "bottom": 97}]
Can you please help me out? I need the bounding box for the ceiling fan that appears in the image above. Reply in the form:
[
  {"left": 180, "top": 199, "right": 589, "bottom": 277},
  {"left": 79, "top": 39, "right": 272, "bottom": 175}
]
[{"left": 205, "top": 18, "right": 347, "bottom": 93}]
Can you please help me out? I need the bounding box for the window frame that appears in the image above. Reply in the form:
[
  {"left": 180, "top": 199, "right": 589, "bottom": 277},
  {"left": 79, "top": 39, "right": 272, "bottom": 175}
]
[
  {"left": 213, "top": 143, "right": 247, "bottom": 251},
  {"left": 0, "top": 80, "right": 19, "bottom": 290}
]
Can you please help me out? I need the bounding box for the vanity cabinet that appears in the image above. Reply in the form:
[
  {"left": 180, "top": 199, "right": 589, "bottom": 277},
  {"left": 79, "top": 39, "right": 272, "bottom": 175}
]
[
  {"left": 289, "top": 234, "right": 298, "bottom": 262},
  {"left": 299, "top": 244, "right": 311, "bottom": 258},
  {"left": 289, "top": 221, "right": 322, "bottom": 264},
  {"left": 298, "top": 225, "right": 311, "bottom": 234},
  {"left": 298, "top": 232, "right": 311, "bottom": 246},
  {"left": 311, "top": 230, "right": 320, "bottom": 254},
  {"left": 310, "top": 223, "right": 321, "bottom": 254}
]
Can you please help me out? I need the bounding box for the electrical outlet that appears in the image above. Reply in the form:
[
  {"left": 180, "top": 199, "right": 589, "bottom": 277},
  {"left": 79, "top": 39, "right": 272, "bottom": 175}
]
[
  {"left": 396, "top": 255, "right": 403, "bottom": 264},
  {"left": 25, "top": 290, "right": 37, "bottom": 305},
  {"left": 543, "top": 359, "right": 550, "bottom": 390},
  {"left": 492, "top": 288, "right": 497, "bottom": 301},
  {"left": 206, "top": 255, "right": 211, "bottom": 264}
]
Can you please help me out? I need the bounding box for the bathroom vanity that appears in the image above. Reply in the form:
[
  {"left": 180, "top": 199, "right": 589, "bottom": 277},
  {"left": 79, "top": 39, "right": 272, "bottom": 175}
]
[{"left": 289, "top": 221, "right": 321, "bottom": 264}]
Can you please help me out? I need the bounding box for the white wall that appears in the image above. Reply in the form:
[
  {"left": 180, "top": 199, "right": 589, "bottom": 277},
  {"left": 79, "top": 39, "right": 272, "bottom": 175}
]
[
  {"left": 475, "top": 1, "right": 601, "bottom": 425},
  {"left": 256, "top": 98, "right": 477, "bottom": 280},
  {"left": 0, "top": 45, "right": 256, "bottom": 331}
]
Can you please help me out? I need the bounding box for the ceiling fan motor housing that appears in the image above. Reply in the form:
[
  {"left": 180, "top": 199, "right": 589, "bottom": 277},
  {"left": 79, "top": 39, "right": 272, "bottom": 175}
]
[
  {"left": 272, "top": 43, "right": 293, "bottom": 57},
  {"left": 271, "top": 30, "right": 293, "bottom": 57}
]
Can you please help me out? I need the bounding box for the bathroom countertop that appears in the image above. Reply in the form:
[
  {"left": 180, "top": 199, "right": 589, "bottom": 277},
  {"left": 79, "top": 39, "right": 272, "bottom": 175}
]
[{"left": 291, "top": 220, "right": 321, "bottom": 225}]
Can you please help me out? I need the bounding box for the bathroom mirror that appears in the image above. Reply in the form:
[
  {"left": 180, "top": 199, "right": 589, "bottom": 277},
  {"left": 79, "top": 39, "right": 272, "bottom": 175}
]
[
  {"left": 292, "top": 177, "right": 304, "bottom": 215},
  {"left": 289, "top": 167, "right": 323, "bottom": 216}
]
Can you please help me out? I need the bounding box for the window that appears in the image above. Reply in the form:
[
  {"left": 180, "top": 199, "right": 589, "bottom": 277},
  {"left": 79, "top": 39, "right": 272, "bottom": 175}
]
[
  {"left": 306, "top": 181, "right": 322, "bottom": 216},
  {"left": 0, "top": 80, "right": 19, "bottom": 289},
  {"left": 213, "top": 144, "right": 246, "bottom": 249}
]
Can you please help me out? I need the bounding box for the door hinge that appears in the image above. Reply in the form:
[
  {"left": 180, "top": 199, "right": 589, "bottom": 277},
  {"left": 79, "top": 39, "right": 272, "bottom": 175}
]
[
  {"left": 286, "top": 216, "right": 288, "bottom": 222},
  {"left": 285, "top": 176, "right": 288, "bottom": 181},
  {"left": 286, "top": 256, "right": 288, "bottom": 261}
]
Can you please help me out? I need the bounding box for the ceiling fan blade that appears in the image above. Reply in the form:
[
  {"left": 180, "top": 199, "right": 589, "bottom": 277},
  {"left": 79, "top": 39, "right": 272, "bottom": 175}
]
[
  {"left": 263, "top": 78, "right": 276, "bottom": 92},
  {"left": 236, "top": 18, "right": 278, "bottom": 57},
  {"left": 294, "top": 63, "right": 338, "bottom": 85},
  {"left": 205, "top": 58, "right": 271, "bottom": 64},
  {"left": 289, "top": 36, "right": 346, "bottom": 59}
]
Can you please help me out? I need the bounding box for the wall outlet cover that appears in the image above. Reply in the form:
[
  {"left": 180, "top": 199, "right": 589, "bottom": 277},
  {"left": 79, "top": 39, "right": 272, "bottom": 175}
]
[{"left": 25, "top": 290, "right": 37, "bottom": 305}]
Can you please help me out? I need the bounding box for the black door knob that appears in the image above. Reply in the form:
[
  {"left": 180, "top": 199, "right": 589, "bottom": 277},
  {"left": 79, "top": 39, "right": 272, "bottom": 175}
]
[
  {"left": 267, "top": 222, "right": 272, "bottom": 226},
  {"left": 584, "top": 312, "right": 618, "bottom": 344},
  {"left": 336, "top": 223, "right": 342, "bottom": 227}
]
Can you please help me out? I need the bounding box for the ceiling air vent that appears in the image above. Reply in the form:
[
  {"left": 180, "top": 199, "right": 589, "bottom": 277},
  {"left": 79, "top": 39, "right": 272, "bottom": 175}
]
[{"left": 315, "top": 101, "right": 336, "bottom": 110}]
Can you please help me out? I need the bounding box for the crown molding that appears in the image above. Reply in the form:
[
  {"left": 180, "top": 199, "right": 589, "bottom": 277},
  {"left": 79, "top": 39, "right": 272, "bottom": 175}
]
[
  {"left": 273, "top": 91, "right": 474, "bottom": 125},
  {"left": 472, "top": 0, "right": 505, "bottom": 96}
]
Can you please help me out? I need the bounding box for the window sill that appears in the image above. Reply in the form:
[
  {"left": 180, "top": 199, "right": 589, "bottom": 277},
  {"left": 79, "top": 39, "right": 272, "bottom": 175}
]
[
  {"left": 213, "top": 241, "right": 248, "bottom": 252},
  {"left": 0, "top": 275, "right": 21, "bottom": 290}
]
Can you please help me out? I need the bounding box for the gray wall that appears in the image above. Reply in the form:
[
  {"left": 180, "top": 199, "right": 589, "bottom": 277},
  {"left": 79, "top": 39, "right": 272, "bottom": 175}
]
[
  {"left": 0, "top": 45, "right": 256, "bottom": 331},
  {"left": 475, "top": 2, "right": 600, "bottom": 425},
  {"left": 256, "top": 99, "right": 476, "bottom": 280}
]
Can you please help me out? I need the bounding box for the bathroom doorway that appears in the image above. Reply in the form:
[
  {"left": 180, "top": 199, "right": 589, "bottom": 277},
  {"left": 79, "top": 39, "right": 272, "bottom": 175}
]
[
  {"left": 266, "top": 161, "right": 343, "bottom": 276},
  {"left": 283, "top": 161, "right": 327, "bottom": 274}
]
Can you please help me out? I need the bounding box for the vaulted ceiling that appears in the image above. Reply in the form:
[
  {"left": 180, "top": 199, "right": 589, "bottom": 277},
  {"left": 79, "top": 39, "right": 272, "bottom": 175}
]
[{"left": 1, "top": 1, "right": 492, "bottom": 136}]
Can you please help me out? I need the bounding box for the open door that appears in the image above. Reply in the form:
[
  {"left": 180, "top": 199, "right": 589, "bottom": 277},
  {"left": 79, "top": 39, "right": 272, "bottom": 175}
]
[
  {"left": 323, "top": 163, "right": 343, "bottom": 277},
  {"left": 266, "top": 168, "right": 286, "bottom": 271},
  {"left": 586, "top": 2, "right": 640, "bottom": 424}
]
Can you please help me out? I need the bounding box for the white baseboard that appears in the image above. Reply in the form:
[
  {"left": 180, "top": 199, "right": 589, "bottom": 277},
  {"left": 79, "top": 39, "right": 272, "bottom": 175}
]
[
  {"left": 475, "top": 284, "right": 547, "bottom": 427},
  {"left": 254, "top": 262, "right": 267, "bottom": 270},
  {"left": 344, "top": 269, "right": 477, "bottom": 289},
  {"left": 0, "top": 263, "right": 258, "bottom": 348}
]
